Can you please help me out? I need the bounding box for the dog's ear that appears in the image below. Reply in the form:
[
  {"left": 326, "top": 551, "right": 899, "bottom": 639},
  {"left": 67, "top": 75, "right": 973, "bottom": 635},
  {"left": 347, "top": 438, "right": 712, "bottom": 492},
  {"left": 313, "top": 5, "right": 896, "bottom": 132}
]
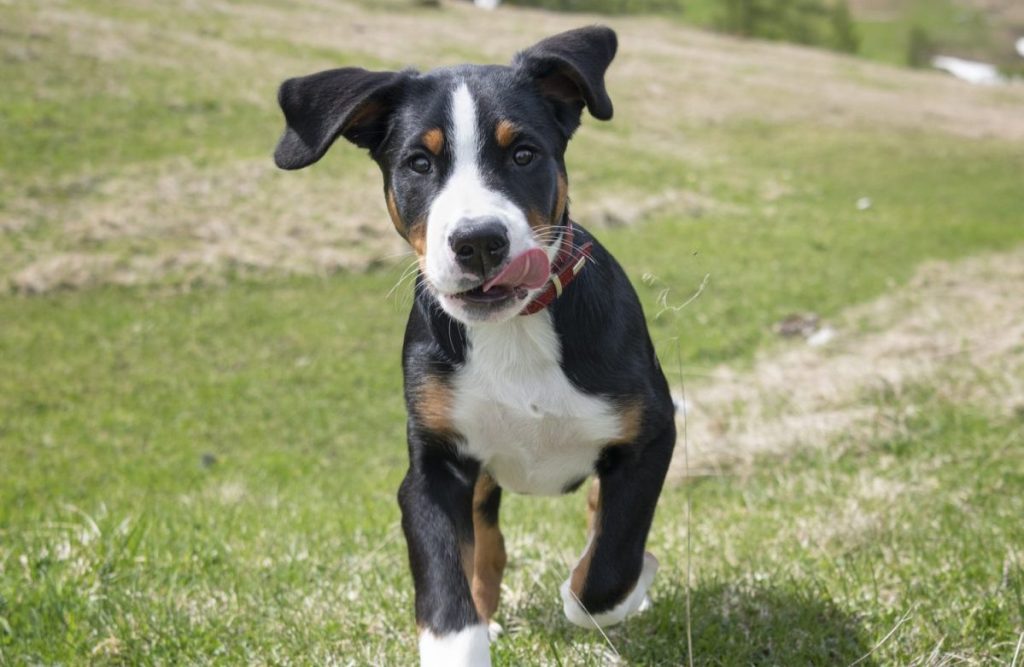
[
  {"left": 274, "top": 68, "right": 410, "bottom": 170},
  {"left": 513, "top": 26, "right": 617, "bottom": 135}
]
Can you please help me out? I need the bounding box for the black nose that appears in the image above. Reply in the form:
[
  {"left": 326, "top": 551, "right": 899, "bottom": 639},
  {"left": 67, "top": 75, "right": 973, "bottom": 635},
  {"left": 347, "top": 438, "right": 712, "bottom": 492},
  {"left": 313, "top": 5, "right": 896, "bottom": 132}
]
[{"left": 448, "top": 219, "right": 509, "bottom": 276}]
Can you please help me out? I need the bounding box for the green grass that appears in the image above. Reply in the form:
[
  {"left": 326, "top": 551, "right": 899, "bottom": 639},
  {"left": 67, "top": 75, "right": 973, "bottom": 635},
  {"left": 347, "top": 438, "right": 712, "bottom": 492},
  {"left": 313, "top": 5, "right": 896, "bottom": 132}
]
[
  {"left": 609, "top": 124, "right": 1024, "bottom": 361},
  {"left": 3, "top": 0, "right": 1024, "bottom": 663},
  {"left": 2, "top": 280, "right": 1022, "bottom": 663},
  {"left": 854, "top": 0, "right": 996, "bottom": 66},
  {"left": 509, "top": 0, "right": 1013, "bottom": 68}
]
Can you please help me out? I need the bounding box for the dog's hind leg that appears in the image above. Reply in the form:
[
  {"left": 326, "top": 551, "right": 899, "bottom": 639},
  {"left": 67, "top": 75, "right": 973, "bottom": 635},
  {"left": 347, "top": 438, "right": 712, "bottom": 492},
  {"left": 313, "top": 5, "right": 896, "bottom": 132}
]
[
  {"left": 471, "top": 473, "right": 506, "bottom": 636},
  {"left": 561, "top": 420, "right": 675, "bottom": 629}
]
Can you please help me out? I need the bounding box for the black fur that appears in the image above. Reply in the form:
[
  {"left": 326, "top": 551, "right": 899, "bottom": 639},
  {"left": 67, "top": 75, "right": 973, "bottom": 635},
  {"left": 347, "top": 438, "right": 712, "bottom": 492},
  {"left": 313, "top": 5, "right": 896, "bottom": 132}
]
[
  {"left": 513, "top": 25, "right": 617, "bottom": 135},
  {"left": 274, "top": 67, "right": 413, "bottom": 169},
  {"left": 402, "top": 227, "right": 675, "bottom": 617},
  {"left": 274, "top": 26, "right": 676, "bottom": 649}
]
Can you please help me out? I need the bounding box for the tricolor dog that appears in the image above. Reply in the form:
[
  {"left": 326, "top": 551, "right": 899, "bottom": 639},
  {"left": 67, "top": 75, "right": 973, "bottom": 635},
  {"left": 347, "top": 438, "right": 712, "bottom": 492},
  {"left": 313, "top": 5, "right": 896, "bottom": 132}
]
[{"left": 273, "top": 26, "right": 675, "bottom": 666}]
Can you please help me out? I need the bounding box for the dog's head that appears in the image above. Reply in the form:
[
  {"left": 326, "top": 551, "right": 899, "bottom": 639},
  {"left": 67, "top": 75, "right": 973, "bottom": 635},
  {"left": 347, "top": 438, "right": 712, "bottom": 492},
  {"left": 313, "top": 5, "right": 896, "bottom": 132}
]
[{"left": 274, "top": 27, "right": 617, "bottom": 324}]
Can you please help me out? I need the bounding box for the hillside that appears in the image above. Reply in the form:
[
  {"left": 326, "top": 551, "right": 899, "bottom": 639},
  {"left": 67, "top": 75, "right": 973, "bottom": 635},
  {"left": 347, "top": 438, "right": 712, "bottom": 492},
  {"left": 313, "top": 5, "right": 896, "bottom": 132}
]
[{"left": 2, "top": 0, "right": 1022, "bottom": 292}]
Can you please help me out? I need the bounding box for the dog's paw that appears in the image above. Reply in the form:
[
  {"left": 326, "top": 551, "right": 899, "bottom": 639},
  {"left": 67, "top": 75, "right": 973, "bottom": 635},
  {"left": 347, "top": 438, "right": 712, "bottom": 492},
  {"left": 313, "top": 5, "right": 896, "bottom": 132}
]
[
  {"left": 487, "top": 621, "right": 503, "bottom": 642},
  {"left": 419, "top": 624, "right": 491, "bottom": 667},
  {"left": 561, "top": 551, "right": 659, "bottom": 629}
]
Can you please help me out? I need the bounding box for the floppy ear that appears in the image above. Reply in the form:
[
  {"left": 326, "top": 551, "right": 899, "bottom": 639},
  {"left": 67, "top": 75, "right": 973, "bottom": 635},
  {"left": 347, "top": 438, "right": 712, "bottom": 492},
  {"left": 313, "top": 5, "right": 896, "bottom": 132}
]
[
  {"left": 513, "top": 26, "right": 617, "bottom": 135},
  {"left": 274, "top": 67, "right": 409, "bottom": 170}
]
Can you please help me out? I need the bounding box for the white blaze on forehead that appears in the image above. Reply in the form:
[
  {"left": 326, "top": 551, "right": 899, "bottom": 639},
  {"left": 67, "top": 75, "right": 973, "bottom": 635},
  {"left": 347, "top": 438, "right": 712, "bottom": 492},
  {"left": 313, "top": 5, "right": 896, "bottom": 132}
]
[
  {"left": 450, "top": 82, "right": 479, "bottom": 173},
  {"left": 425, "top": 81, "right": 534, "bottom": 305}
]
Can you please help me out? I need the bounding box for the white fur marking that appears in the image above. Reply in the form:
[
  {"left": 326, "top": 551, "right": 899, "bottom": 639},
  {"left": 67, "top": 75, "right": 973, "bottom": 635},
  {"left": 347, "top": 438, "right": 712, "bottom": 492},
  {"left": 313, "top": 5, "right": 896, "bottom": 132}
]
[
  {"left": 561, "top": 551, "right": 659, "bottom": 628},
  {"left": 452, "top": 313, "right": 623, "bottom": 495},
  {"left": 419, "top": 624, "right": 491, "bottom": 667},
  {"left": 425, "top": 82, "right": 538, "bottom": 322}
]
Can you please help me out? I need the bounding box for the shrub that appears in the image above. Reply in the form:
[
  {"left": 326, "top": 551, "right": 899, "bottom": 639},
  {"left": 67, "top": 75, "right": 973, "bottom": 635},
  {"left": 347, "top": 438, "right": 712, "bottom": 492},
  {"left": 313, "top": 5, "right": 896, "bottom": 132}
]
[
  {"left": 906, "top": 26, "right": 934, "bottom": 68},
  {"left": 716, "top": 0, "right": 859, "bottom": 52},
  {"left": 502, "top": 0, "right": 860, "bottom": 55}
]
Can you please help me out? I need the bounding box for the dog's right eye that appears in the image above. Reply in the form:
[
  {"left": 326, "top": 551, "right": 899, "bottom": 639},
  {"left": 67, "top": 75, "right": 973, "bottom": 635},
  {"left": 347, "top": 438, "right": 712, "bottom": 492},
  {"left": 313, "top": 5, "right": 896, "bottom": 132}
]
[{"left": 407, "top": 155, "right": 432, "bottom": 174}]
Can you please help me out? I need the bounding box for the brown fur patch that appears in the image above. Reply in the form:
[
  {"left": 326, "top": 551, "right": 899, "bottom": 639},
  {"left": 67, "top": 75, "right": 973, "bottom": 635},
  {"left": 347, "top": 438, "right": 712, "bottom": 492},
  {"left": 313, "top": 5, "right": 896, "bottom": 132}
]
[
  {"left": 460, "top": 541, "right": 475, "bottom": 584},
  {"left": 537, "top": 71, "right": 581, "bottom": 107},
  {"left": 388, "top": 189, "right": 428, "bottom": 260},
  {"left": 422, "top": 128, "right": 444, "bottom": 155},
  {"left": 571, "top": 479, "right": 602, "bottom": 597},
  {"left": 471, "top": 474, "right": 507, "bottom": 621},
  {"left": 386, "top": 189, "right": 405, "bottom": 238},
  {"left": 412, "top": 376, "right": 454, "bottom": 434},
  {"left": 342, "top": 100, "right": 384, "bottom": 136},
  {"left": 526, "top": 208, "right": 548, "bottom": 233},
  {"left": 529, "top": 173, "right": 569, "bottom": 239},
  {"left": 495, "top": 120, "right": 518, "bottom": 148},
  {"left": 613, "top": 401, "right": 644, "bottom": 445},
  {"left": 586, "top": 478, "right": 601, "bottom": 533},
  {"left": 407, "top": 222, "right": 426, "bottom": 258},
  {"left": 553, "top": 172, "right": 569, "bottom": 225}
]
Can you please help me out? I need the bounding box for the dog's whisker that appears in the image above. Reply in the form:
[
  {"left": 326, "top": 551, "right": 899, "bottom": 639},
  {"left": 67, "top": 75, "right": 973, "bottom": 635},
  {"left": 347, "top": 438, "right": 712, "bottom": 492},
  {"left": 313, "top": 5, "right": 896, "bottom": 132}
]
[
  {"left": 385, "top": 261, "right": 423, "bottom": 300},
  {"left": 377, "top": 249, "right": 417, "bottom": 261}
]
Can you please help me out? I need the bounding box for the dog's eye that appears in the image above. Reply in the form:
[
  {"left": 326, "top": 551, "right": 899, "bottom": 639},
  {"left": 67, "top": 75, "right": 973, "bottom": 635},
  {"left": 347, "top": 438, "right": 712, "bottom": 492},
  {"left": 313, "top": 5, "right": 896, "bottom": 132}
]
[
  {"left": 407, "top": 155, "right": 432, "bottom": 174},
  {"left": 512, "top": 147, "right": 535, "bottom": 167}
]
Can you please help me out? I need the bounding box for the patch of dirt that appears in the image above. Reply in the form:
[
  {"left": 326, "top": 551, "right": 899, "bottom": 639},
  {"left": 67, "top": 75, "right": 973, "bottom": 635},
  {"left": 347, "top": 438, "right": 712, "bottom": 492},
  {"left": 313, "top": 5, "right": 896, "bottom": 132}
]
[
  {"left": 669, "top": 246, "right": 1024, "bottom": 478},
  {"left": 6, "top": 159, "right": 408, "bottom": 293}
]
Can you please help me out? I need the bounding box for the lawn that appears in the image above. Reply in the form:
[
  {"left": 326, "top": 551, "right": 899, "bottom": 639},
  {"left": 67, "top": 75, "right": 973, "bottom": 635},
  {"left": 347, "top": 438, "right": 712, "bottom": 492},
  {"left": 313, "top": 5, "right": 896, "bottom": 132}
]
[{"left": 2, "top": 1, "right": 1023, "bottom": 665}]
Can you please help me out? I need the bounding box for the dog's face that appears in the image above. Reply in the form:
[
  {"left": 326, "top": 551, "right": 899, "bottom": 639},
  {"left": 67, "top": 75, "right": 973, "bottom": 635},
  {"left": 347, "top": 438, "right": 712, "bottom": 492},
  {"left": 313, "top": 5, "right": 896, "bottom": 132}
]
[{"left": 274, "top": 27, "right": 616, "bottom": 324}]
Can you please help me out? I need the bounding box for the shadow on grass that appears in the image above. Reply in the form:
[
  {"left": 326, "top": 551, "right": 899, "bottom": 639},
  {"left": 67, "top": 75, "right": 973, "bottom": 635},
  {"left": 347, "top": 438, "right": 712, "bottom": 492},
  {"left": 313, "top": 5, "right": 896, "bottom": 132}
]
[{"left": 533, "top": 578, "right": 876, "bottom": 666}]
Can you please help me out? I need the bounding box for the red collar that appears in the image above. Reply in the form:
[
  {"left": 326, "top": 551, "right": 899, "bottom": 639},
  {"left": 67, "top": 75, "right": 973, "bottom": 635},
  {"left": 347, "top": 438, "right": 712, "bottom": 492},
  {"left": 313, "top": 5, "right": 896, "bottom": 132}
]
[{"left": 520, "top": 222, "right": 593, "bottom": 316}]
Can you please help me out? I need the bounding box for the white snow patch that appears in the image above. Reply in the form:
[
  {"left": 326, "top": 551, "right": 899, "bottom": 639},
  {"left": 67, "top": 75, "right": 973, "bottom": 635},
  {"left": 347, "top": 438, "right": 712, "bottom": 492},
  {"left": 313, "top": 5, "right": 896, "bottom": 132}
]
[{"left": 931, "top": 55, "right": 1004, "bottom": 86}]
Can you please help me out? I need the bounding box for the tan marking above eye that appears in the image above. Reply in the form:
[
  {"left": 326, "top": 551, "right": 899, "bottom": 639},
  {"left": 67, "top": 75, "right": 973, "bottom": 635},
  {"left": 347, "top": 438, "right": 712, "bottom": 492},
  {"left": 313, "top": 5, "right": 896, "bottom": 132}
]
[
  {"left": 422, "top": 128, "right": 444, "bottom": 155},
  {"left": 495, "top": 119, "right": 518, "bottom": 148}
]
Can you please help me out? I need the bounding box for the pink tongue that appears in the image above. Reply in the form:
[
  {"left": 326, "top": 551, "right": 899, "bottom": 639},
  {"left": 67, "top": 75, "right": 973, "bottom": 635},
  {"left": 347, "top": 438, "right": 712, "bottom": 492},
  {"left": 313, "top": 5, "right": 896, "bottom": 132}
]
[{"left": 482, "top": 248, "right": 550, "bottom": 292}]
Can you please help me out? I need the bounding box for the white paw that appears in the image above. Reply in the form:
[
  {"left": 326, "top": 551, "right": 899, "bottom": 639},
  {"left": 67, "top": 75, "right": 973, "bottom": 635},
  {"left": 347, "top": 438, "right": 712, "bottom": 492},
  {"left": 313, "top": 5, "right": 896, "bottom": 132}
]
[
  {"left": 561, "top": 552, "right": 659, "bottom": 629},
  {"left": 487, "top": 620, "right": 503, "bottom": 642},
  {"left": 419, "top": 624, "right": 491, "bottom": 667}
]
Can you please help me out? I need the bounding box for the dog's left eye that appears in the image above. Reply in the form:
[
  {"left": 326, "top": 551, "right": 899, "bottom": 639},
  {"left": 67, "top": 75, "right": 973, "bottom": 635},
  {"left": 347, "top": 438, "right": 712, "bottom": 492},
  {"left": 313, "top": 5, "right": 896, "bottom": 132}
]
[
  {"left": 512, "top": 147, "right": 535, "bottom": 167},
  {"left": 407, "top": 155, "right": 432, "bottom": 174}
]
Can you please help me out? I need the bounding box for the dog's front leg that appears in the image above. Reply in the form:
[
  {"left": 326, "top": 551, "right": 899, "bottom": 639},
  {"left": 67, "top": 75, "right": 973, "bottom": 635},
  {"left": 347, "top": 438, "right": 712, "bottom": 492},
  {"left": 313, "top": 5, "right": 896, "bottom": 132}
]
[
  {"left": 398, "top": 440, "right": 490, "bottom": 667},
  {"left": 561, "top": 420, "right": 675, "bottom": 628}
]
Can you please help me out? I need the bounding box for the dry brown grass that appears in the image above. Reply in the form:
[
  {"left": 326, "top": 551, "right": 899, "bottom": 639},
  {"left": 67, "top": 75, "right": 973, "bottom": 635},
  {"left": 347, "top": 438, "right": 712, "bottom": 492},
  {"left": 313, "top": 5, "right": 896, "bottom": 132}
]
[
  {"left": 7, "top": 159, "right": 407, "bottom": 293},
  {"left": 670, "top": 246, "right": 1024, "bottom": 478}
]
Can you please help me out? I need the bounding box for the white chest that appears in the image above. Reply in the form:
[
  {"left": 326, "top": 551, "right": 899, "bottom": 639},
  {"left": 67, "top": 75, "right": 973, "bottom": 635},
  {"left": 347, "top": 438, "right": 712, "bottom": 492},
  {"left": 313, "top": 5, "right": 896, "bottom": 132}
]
[{"left": 451, "top": 314, "right": 623, "bottom": 495}]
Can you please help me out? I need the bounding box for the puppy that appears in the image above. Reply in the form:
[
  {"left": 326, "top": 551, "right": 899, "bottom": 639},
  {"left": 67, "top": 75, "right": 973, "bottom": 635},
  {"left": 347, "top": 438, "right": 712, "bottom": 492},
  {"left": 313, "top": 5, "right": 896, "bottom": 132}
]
[{"left": 274, "top": 26, "right": 675, "bottom": 667}]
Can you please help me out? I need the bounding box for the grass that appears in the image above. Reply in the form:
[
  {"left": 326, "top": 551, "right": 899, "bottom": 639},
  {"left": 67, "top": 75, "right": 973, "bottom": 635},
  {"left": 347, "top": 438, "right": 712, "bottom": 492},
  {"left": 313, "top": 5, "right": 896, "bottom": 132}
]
[
  {"left": 2, "top": 281, "right": 1022, "bottom": 664},
  {"left": 853, "top": 0, "right": 998, "bottom": 66},
  {"left": 510, "top": 0, "right": 1015, "bottom": 68},
  {"left": 2, "top": 0, "right": 1024, "bottom": 664}
]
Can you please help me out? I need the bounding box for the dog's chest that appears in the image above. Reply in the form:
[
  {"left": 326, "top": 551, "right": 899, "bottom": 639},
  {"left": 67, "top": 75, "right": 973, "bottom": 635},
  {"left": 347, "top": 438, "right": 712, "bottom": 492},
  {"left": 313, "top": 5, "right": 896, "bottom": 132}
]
[{"left": 451, "top": 315, "right": 622, "bottom": 495}]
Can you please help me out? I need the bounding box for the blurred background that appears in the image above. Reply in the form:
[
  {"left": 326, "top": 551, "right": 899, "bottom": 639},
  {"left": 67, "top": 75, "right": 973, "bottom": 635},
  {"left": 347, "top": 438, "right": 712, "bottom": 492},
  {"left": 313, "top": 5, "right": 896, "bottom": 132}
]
[{"left": 2, "top": 1, "right": 1022, "bottom": 664}]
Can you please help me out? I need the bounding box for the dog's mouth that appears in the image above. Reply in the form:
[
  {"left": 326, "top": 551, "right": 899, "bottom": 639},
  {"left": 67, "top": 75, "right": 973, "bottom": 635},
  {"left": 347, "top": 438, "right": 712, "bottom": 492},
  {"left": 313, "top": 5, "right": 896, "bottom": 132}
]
[
  {"left": 446, "top": 248, "right": 551, "bottom": 309},
  {"left": 451, "top": 284, "right": 526, "bottom": 304}
]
